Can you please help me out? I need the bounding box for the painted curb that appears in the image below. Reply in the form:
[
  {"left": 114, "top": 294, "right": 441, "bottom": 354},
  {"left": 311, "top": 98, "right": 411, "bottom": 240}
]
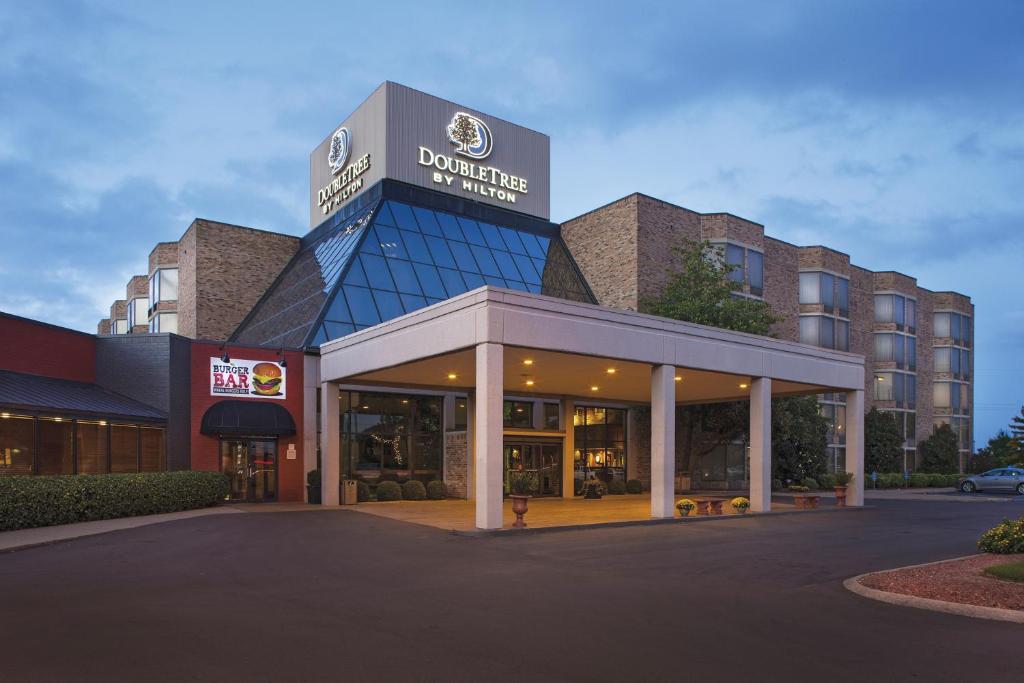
[{"left": 844, "top": 554, "right": 1024, "bottom": 624}]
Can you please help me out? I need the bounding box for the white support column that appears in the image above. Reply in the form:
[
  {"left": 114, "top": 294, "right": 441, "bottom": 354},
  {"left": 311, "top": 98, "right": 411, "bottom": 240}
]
[
  {"left": 845, "top": 389, "right": 865, "bottom": 507},
  {"left": 320, "top": 380, "right": 340, "bottom": 506},
  {"left": 749, "top": 377, "right": 772, "bottom": 513},
  {"left": 475, "top": 343, "right": 504, "bottom": 529},
  {"left": 650, "top": 364, "right": 676, "bottom": 518},
  {"left": 302, "top": 355, "right": 320, "bottom": 502},
  {"left": 561, "top": 398, "right": 575, "bottom": 498}
]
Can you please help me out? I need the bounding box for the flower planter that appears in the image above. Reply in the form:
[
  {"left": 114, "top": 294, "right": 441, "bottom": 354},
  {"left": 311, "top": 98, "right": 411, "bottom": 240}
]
[
  {"left": 677, "top": 507, "right": 694, "bottom": 518},
  {"left": 733, "top": 507, "right": 749, "bottom": 514},
  {"left": 833, "top": 485, "right": 848, "bottom": 507},
  {"left": 510, "top": 494, "right": 530, "bottom": 528}
]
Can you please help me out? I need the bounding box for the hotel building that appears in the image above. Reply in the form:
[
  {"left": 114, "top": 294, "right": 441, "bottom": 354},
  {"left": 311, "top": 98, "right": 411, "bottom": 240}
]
[{"left": 0, "top": 82, "right": 972, "bottom": 527}]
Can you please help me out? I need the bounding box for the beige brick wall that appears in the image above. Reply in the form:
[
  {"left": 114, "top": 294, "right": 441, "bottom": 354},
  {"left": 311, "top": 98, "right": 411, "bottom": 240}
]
[
  {"left": 177, "top": 224, "right": 199, "bottom": 338},
  {"left": 560, "top": 195, "right": 640, "bottom": 310},
  {"left": 97, "top": 318, "right": 110, "bottom": 334},
  {"left": 148, "top": 242, "right": 178, "bottom": 274},
  {"left": 637, "top": 195, "right": 701, "bottom": 307},
  {"left": 443, "top": 430, "right": 468, "bottom": 498},
  {"left": 765, "top": 238, "right": 800, "bottom": 341}
]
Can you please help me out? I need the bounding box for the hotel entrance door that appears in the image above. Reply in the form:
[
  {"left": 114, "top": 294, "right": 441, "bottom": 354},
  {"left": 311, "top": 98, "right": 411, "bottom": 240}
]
[
  {"left": 220, "top": 439, "right": 278, "bottom": 502},
  {"left": 503, "top": 441, "right": 562, "bottom": 497}
]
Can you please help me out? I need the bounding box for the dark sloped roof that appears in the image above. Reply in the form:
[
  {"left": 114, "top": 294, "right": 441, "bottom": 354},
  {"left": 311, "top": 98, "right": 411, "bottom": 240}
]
[{"left": 0, "top": 370, "right": 166, "bottom": 421}]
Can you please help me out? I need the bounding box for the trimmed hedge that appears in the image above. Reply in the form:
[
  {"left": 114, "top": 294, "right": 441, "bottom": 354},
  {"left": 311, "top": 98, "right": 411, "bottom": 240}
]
[
  {"left": 607, "top": 480, "right": 627, "bottom": 495},
  {"left": 818, "top": 473, "right": 837, "bottom": 489},
  {"left": 356, "top": 480, "right": 371, "bottom": 502},
  {"left": 801, "top": 477, "right": 820, "bottom": 490},
  {"left": 625, "top": 479, "right": 643, "bottom": 494},
  {"left": 376, "top": 480, "right": 402, "bottom": 501},
  {"left": 426, "top": 480, "right": 447, "bottom": 500},
  {"left": 864, "top": 472, "right": 961, "bottom": 489},
  {"left": 401, "top": 480, "right": 427, "bottom": 501},
  {"left": 0, "top": 472, "right": 228, "bottom": 532}
]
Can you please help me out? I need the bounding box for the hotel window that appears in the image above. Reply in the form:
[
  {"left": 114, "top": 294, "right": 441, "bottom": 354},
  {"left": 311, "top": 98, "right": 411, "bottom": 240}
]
[
  {"left": 113, "top": 319, "right": 129, "bottom": 334},
  {"left": 725, "top": 244, "right": 744, "bottom": 285},
  {"left": 906, "top": 298, "right": 917, "bottom": 334},
  {"left": 934, "top": 311, "right": 970, "bottom": 346},
  {"left": 800, "top": 315, "right": 839, "bottom": 349},
  {"left": 933, "top": 381, "right": 968, "bottom": 414},
  {"left": 875, "top": 333, "right": 913, "bottom": 370},
  {"left": 127, "top": 297, "right": 147, "bottom": 329},
  {"left": 874, "top": 294, "right": 906, "bottom": 330},
  {"left": 715, "top": 242, "right": 764, "bottom": 297},
  {"left": 341, "top": 391, "right": 443, "bottom": 481},
  {"left": 573, "top": 406, "right": 627, "bottom": 486},
  {"left": 149, "top": 268, "right": 179, "bottom": 309},
  {"left": 503, "top": 400, "right": 533, "bottom": 429},
  {"left": 837, "top": 277, "right": 849, "bottom": 318},
  {"left": 0, "top": 414, "right": 34, "bottom": 476},
  {"left": 747, "top": 250, "right": 764, "bottom": 296},
  {"left": 873, "top": 372, "right": 910, "bottom": 407},
  {"left": 149, "top": 312, "right": 178, "bottom": 334}
]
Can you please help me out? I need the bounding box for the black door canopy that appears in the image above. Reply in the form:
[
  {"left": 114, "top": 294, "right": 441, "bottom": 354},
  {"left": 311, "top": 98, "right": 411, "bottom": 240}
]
[{"left": 200, "top": 400, "right": 296, "bottom": 437}]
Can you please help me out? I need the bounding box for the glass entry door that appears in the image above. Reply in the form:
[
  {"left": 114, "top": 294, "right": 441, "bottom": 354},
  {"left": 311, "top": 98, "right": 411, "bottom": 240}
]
[
  {"left": 220, "top": 439, "right": 278, "bottom": 502},
  {"left": 503, "top": 441, "right": 562, "bottom": 497}
]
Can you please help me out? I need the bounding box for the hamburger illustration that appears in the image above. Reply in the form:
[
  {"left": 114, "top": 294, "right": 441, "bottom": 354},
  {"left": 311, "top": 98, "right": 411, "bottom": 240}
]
[{"left": 250, "top": 362, "right": 284, "bottom": 397}]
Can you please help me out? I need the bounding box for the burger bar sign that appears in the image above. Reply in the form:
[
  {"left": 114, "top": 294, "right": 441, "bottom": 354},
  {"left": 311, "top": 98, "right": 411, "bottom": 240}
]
[{"left": 210, "top": 358, "right": 286, "bottom": 400}]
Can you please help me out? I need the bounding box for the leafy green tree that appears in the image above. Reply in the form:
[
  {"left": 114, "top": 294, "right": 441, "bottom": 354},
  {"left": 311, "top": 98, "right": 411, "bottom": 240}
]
[
  {"left": 970, "top": 430, "right": 1020, "bottom": 472},
  {"left": 771, "top": 395, "right": 829, "bottom": 483},
  {"left": 642, "top": 238, "right": 780, "bottom": 335},
  {"left": 918, "top": 424, "right": 960, "bottom": 473},
  {"left": 864, "top": 408, "right": 903, "bottom": 473}
]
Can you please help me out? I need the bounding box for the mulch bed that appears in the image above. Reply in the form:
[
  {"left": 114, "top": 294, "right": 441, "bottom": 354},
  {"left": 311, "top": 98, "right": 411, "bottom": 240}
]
[{"left": 860, "top": 554, "right": 1024, "bottom": 611}]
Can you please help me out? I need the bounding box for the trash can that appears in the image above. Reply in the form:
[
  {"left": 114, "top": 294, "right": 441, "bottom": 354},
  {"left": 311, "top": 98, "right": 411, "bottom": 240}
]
[{"left": 341, "top": 479, "right": 358, "bottom": 505}]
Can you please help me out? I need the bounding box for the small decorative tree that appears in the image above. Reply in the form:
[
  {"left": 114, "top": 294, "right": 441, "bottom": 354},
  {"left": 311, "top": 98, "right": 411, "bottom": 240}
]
[
  {"left": 1009, "top": 405, "right": 1024, "bottom": 457},
  {"left": 865, "top": 408, "right": 903, "bottom": 473},
  {"left": 918, "top": 424, "right": 960, "bottom": 473},
  {"left": 447, "top": 113, "right": 480, "bottom": 154}
]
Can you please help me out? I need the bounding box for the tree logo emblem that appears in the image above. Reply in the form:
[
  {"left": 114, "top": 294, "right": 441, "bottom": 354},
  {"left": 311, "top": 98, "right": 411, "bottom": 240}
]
[
  {"left": 327, "top": 126, "right": 352, "bottom": 174},
  {"left": 446, "top": 112, "right": 492, "bottom": 159}
]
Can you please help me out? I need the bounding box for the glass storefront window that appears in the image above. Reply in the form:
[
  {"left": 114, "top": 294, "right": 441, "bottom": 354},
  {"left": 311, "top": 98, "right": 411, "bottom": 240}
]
[
  {"left": 139, "top": 427, "right": 166, "bottom": 472},
  {"left": 76, "top": 420, "right": 109, "bottom": 474},
  {"left": 543, "top": 403, "right": 560, "bottom": 430},
  {"left": 573, "top": 406, "right": 626, "bottom": 491},
  {"left": 0, "top": 414, "right": 34, "bottom": 475},
  {"left": 453, "top": 397, "right": 468, "bottom": 430},
  {"left": 111, "top": 424, "right": 139, "bottom": 473},
  {"left": 503, "top": 401, "right": 533, "bottom": 428},
  {"left": 37, "top": 417, "right": 73, "bottom": 475},
  {"left": 342, "top": 391, "right": 443, "bottom": 482}
]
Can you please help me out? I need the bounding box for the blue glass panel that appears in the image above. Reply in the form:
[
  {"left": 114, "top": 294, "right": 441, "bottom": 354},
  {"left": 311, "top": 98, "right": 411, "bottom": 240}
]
[
  {"left": 372, "top": 289, "right": 404, "bottom": 320},
  {"left": 345, "top": 287, "right": 380, "bottom": 326},
  {"left": 360, "top": 253, "right": 396, "bottom": 291},
  {"left": 438, "top": 268, "right": 468, "bottom": 297},
  {"left": 324, "top": 321, "right": 355, "bottom": 338},
  {"left": 359, "top": 228, "right": 382, "bottom": 255},
  {"left": 448, "top": 240, "right": 479, "bottom": 272},
  {"left": 462, "top": 272, "right": 486, "bottom": 289},
  {"left": 455, "top": 216, "right": 486, "bottom": 245},
  {"left": 492, "top": 250, "right": 522, "bottom": 280},
  {"left": 497, "top": 226, "right": 527, "bottom": 254},
  {"left": 373, "top": 225, "right": 407, "bottom": 259},
  {"left": 424, "top": 235, "right": 456, "bottom": 268},
  {"left": 477, "top": 221, "right": 507, "bottom": 250},
  {"left": 310, "top": 325, "right": 328, "bottom": 347},
  {"left": 526, "top": 283, "right": 541, "bottom": 294},
  {"left": 323, "top": 290, "right": 352, "bottom": 322},
  {"left": 513, "top": 253, "right": 540, "bottom": 284},
  {"left": 426, "top": 297, "right": 442, "bottom": 305},
  {"left": 387, "top": 258, "right": 422, "bottom": 295},
  {"left": 400, "top": 293, "right": 427, "bottom": 313},
  {"left": 413, "top": 263, "right": 446, "bottom": 298},
  {"left": 519, "top": 232, "right": 546, "bottom": 259},
  {"left": 343, "top": 253, "right": 368, "bottom": 286},
  {"left": 483, "top": 275, "right": 506, "bottom": 287},
  {"left": 505, "top": 280, "right": 529, "bottom": 292},
  {"left": 470, "top": 245, "right": 501, "bottom": 276},
  {"left": 401, "top": 230, "right": 431, "bottom": 264},
  {"left": 412, "top": 207, "right": 443, "bottom": 236},
  {"left": 374, "top": 202, "right": 396, "bottom": 226},
  {"left": 389, "top": 202, "right": 419, "bottom": 231},
  {"left": 436, "top": 212, "right": 465, "bottom": 241},
  {"left": 531, "top": 257, "right": 546, "bottom": 278},
  {"left": 534, "top": 235, "right": 551, "bottom": 255}
]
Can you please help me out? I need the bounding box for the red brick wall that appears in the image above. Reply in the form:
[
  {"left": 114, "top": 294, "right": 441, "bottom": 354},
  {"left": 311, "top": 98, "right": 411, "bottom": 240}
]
[
  {"left": 0, "top": 314, "right": 96, "bottom": 382},
  {"left": 188, "top": 342, "right": 305, "bottom": 502}
]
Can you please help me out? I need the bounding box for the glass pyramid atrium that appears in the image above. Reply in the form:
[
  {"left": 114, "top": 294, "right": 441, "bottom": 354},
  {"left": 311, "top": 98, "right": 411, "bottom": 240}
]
[{"left": 233, "top": 187, "right": 595, "bottom": 349}]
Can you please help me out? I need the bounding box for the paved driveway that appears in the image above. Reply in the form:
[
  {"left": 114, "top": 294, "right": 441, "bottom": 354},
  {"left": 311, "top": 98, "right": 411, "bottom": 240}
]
[{"left": 0, "top": 499, "right": 1020, "bottom": 682}]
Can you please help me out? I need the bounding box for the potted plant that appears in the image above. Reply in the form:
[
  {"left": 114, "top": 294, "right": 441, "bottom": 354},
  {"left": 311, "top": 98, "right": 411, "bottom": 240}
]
[
  {"left": 306, "top": 469, "right": 322, "bottom": 504},
  {"left": 833, "top": 471, "right": 853, "bottom": 507},
  {"left": 676, "top": 498, "right": 697, "bottom": 517},
  {"left": 581, "top": 477, "right": 606, "bottom": 500},
  {"left": 508, "top": 470, "right": 539, "bottom": 528},
  {"left": 730, "top": 496, "right": 750, "bottom": 514}
]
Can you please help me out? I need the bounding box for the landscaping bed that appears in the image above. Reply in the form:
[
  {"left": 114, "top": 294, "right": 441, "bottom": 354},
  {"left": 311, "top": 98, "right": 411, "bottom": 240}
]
[{"left": 859, "top": 554, "right": 1024, "bottom": 611}]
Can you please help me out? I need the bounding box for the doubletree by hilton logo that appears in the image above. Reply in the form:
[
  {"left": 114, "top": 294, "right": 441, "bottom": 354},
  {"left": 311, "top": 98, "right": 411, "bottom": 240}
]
[{"left": 446, "top": 112, "right": 492, "bottom": 160}]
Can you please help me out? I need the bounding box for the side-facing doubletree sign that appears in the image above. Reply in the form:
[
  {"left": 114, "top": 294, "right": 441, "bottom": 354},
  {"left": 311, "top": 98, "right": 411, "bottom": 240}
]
[{"left": 417, "top": 146, "right": 527, "bottom": 204}]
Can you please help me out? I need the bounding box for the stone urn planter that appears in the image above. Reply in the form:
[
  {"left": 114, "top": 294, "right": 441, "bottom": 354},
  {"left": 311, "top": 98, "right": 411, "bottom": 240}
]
[
  {"left": 834, "top": 485, "right": 848, "bottom": 507},
  {"left": 510, "top": 494, "right": 531, "bottom": 528},
  {"left": 676, "top": 499, "right": 696, "bottom": 517}
]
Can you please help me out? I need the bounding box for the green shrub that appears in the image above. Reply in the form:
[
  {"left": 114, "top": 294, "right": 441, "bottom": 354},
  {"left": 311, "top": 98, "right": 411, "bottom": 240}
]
[
  {"left": 400, "top": 480, "right": 426, "bottom": 501},
  {"left": 607, "top": 479, "right": 627, "bottom": 495},
  {"left": 818, "top": 474, "right": 837, "bottom": 489},
  {"left": 834, "top": 471, "right": 853, "bottom": 486},
  {"left": 0, "top": 472, "right": 228, "bottom": 532},
  {"left": 356, "top": 480, "right": 371, "bottom": 502},
  {"left": 978, "top": 517, "right": 1024, "bottom": 554},
  {"left": 426, "top": 480, "right": 447, "bottom": 500},
  {"left": 376, "top": 480, "right": 402, "bottom": 501},
  {"left": 788, "top": 485, "right": 810, "bottom": 493},
  {"left": 625, "top": 479, "right": 644, "bottom": 494},
  {"left": 801, "top": 477, "right": 820, "bottom": 490},
  {"left": 772, "top": 478, "right": 784, "bottom": 491},
  {"left": 925, "top": 473, "right": 945, "bottom": 487},
  {"left": 908, "top": 473, "right": 930, "bottom": 488},
  {"left": 306, "top": 469, "right": 321, "bottom": 486},
  {"left": 879, "top": 473, "right": 905, "bottom": 489}
]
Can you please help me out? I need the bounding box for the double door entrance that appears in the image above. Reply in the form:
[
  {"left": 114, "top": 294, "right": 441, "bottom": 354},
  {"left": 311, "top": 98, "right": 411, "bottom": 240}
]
[
  {"left": 503, "top": 440, "right": 562, "bottom": 497},
  {"left": 221, "top": 438, "right": 277, "bottom": 502}
]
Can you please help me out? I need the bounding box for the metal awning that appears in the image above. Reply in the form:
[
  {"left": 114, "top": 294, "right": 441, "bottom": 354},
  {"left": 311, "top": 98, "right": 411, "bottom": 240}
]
[{"left": 200, "top": 400, "right": 296, "bottom": 437}]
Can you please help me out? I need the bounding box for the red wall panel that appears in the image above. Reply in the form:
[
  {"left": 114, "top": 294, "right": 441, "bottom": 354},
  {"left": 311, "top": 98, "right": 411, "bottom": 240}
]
[
  {"left": 0, "top": 314, "right": 96, "bottom": 382},
  {"left": 189, "top": 342, "right": 305, "bottom": 502}
]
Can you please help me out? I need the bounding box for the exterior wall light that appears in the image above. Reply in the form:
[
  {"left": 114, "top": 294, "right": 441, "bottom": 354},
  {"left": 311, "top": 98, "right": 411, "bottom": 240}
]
[
  {"left": 447, "top": 373, "right": 457, "bottom": 380},
  {"left": 674, "top": 375, "right": 682, "bottom": 382}
]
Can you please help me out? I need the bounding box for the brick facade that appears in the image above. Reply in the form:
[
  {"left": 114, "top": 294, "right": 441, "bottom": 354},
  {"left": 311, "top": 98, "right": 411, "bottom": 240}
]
[{"left": 443, "top": 430, "right": 468, "bottom": 498}]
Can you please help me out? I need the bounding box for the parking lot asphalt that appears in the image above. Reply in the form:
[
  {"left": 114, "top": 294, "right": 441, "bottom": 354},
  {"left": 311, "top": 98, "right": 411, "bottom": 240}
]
[{"left": 0, "top": 497, "right": 1020, "bottom": 682}]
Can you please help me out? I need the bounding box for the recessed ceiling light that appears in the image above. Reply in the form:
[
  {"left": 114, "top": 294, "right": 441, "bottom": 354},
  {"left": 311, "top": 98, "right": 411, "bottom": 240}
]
[
  {"left": 739, "top": 383, "right": 749, "bottom": 389},
  {"left": 523, "top": 359, "right": 534, "bottom": 365},
  {"left": 606, "top": 368, "right": 616, "bottom": 374},
  {"left": 401, "top": 399, "right": 408, "bottom": 404},
  {"left": 674, "top": 375, "right": 682, "bottom": 382},
  {"left": 590, "top": 385, "right": 599, "bottom": 392},
  {"left": 447, "top": 372, "right": 457, "bottom": 380},
  {"left": 525, "top": 379, "right": 535, "bottom": 386}
]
